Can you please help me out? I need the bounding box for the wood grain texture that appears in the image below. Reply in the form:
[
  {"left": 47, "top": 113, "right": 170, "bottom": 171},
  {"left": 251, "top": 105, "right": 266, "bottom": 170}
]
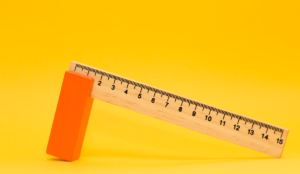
[{"left": 69, "top": 61, "right": 288, "bottom": 157}]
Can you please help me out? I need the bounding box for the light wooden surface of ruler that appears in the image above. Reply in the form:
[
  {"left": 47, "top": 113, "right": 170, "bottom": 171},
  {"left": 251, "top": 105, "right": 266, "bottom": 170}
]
[{"left": 69, "top": 61, "right": 288, "bottom": 157}]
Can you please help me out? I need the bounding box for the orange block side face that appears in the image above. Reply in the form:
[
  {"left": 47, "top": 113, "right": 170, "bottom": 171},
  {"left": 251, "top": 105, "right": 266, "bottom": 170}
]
[{"left": 47, "top": 71, "right": 94, "bottom": 161}]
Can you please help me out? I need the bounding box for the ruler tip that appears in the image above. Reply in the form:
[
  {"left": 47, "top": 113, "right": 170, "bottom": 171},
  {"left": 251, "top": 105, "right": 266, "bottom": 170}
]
[{"left": 71, "top": 61, "right": 79, "bottom": 64}]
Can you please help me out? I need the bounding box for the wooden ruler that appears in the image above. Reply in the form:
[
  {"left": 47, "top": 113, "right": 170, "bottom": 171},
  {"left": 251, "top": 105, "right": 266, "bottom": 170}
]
[{"left": 69, "top": 61, "right": 288, "bottom": 157}]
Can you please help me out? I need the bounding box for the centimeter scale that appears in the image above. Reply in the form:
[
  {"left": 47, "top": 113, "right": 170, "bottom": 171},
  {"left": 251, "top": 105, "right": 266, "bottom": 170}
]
[{"left": 47, "top": 61, "right": 288, "bottom": 161}]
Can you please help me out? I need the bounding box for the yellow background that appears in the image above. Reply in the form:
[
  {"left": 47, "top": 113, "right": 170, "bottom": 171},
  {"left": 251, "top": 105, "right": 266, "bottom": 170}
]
[{"left": 0, "top": 0, "right": 299, "bottom": 173}]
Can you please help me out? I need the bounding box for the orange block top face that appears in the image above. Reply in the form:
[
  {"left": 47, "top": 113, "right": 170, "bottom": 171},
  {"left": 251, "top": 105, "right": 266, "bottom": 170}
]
[{"left": 47, "top": 71, "right": 94, "bottom": 161}]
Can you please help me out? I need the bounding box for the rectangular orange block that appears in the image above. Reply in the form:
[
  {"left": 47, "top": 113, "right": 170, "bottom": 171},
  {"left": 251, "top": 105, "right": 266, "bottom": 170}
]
[{"left": 47, "top": 71, "right": 94, "bottom": 161}]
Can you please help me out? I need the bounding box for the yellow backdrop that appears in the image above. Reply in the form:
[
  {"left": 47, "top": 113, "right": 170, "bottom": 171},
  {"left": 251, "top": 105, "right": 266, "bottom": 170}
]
[{"left": 0, "top": 0, "right": 299, "bottom": 173}]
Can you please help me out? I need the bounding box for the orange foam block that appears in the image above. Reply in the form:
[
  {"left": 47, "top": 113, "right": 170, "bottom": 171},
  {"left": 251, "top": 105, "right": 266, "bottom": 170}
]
[{"left": 47, "top": 71, "right": 94, "bottom": 161}]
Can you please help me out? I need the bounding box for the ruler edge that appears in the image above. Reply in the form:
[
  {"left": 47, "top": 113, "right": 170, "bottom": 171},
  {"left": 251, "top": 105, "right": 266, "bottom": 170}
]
[{"left": 69, "top": 61, "right": 289, "bottom": 157}]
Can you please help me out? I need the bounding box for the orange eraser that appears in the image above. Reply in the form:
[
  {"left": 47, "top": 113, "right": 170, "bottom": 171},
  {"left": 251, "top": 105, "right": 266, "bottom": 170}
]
[{"left": 47, "top": 71, "right": 94, "bottom": 161}]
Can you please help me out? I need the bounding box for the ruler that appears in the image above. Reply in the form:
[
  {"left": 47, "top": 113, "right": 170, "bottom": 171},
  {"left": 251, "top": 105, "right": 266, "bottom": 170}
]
[{"left": 68, "top": 61, "right": 288, "bottom": 158}]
